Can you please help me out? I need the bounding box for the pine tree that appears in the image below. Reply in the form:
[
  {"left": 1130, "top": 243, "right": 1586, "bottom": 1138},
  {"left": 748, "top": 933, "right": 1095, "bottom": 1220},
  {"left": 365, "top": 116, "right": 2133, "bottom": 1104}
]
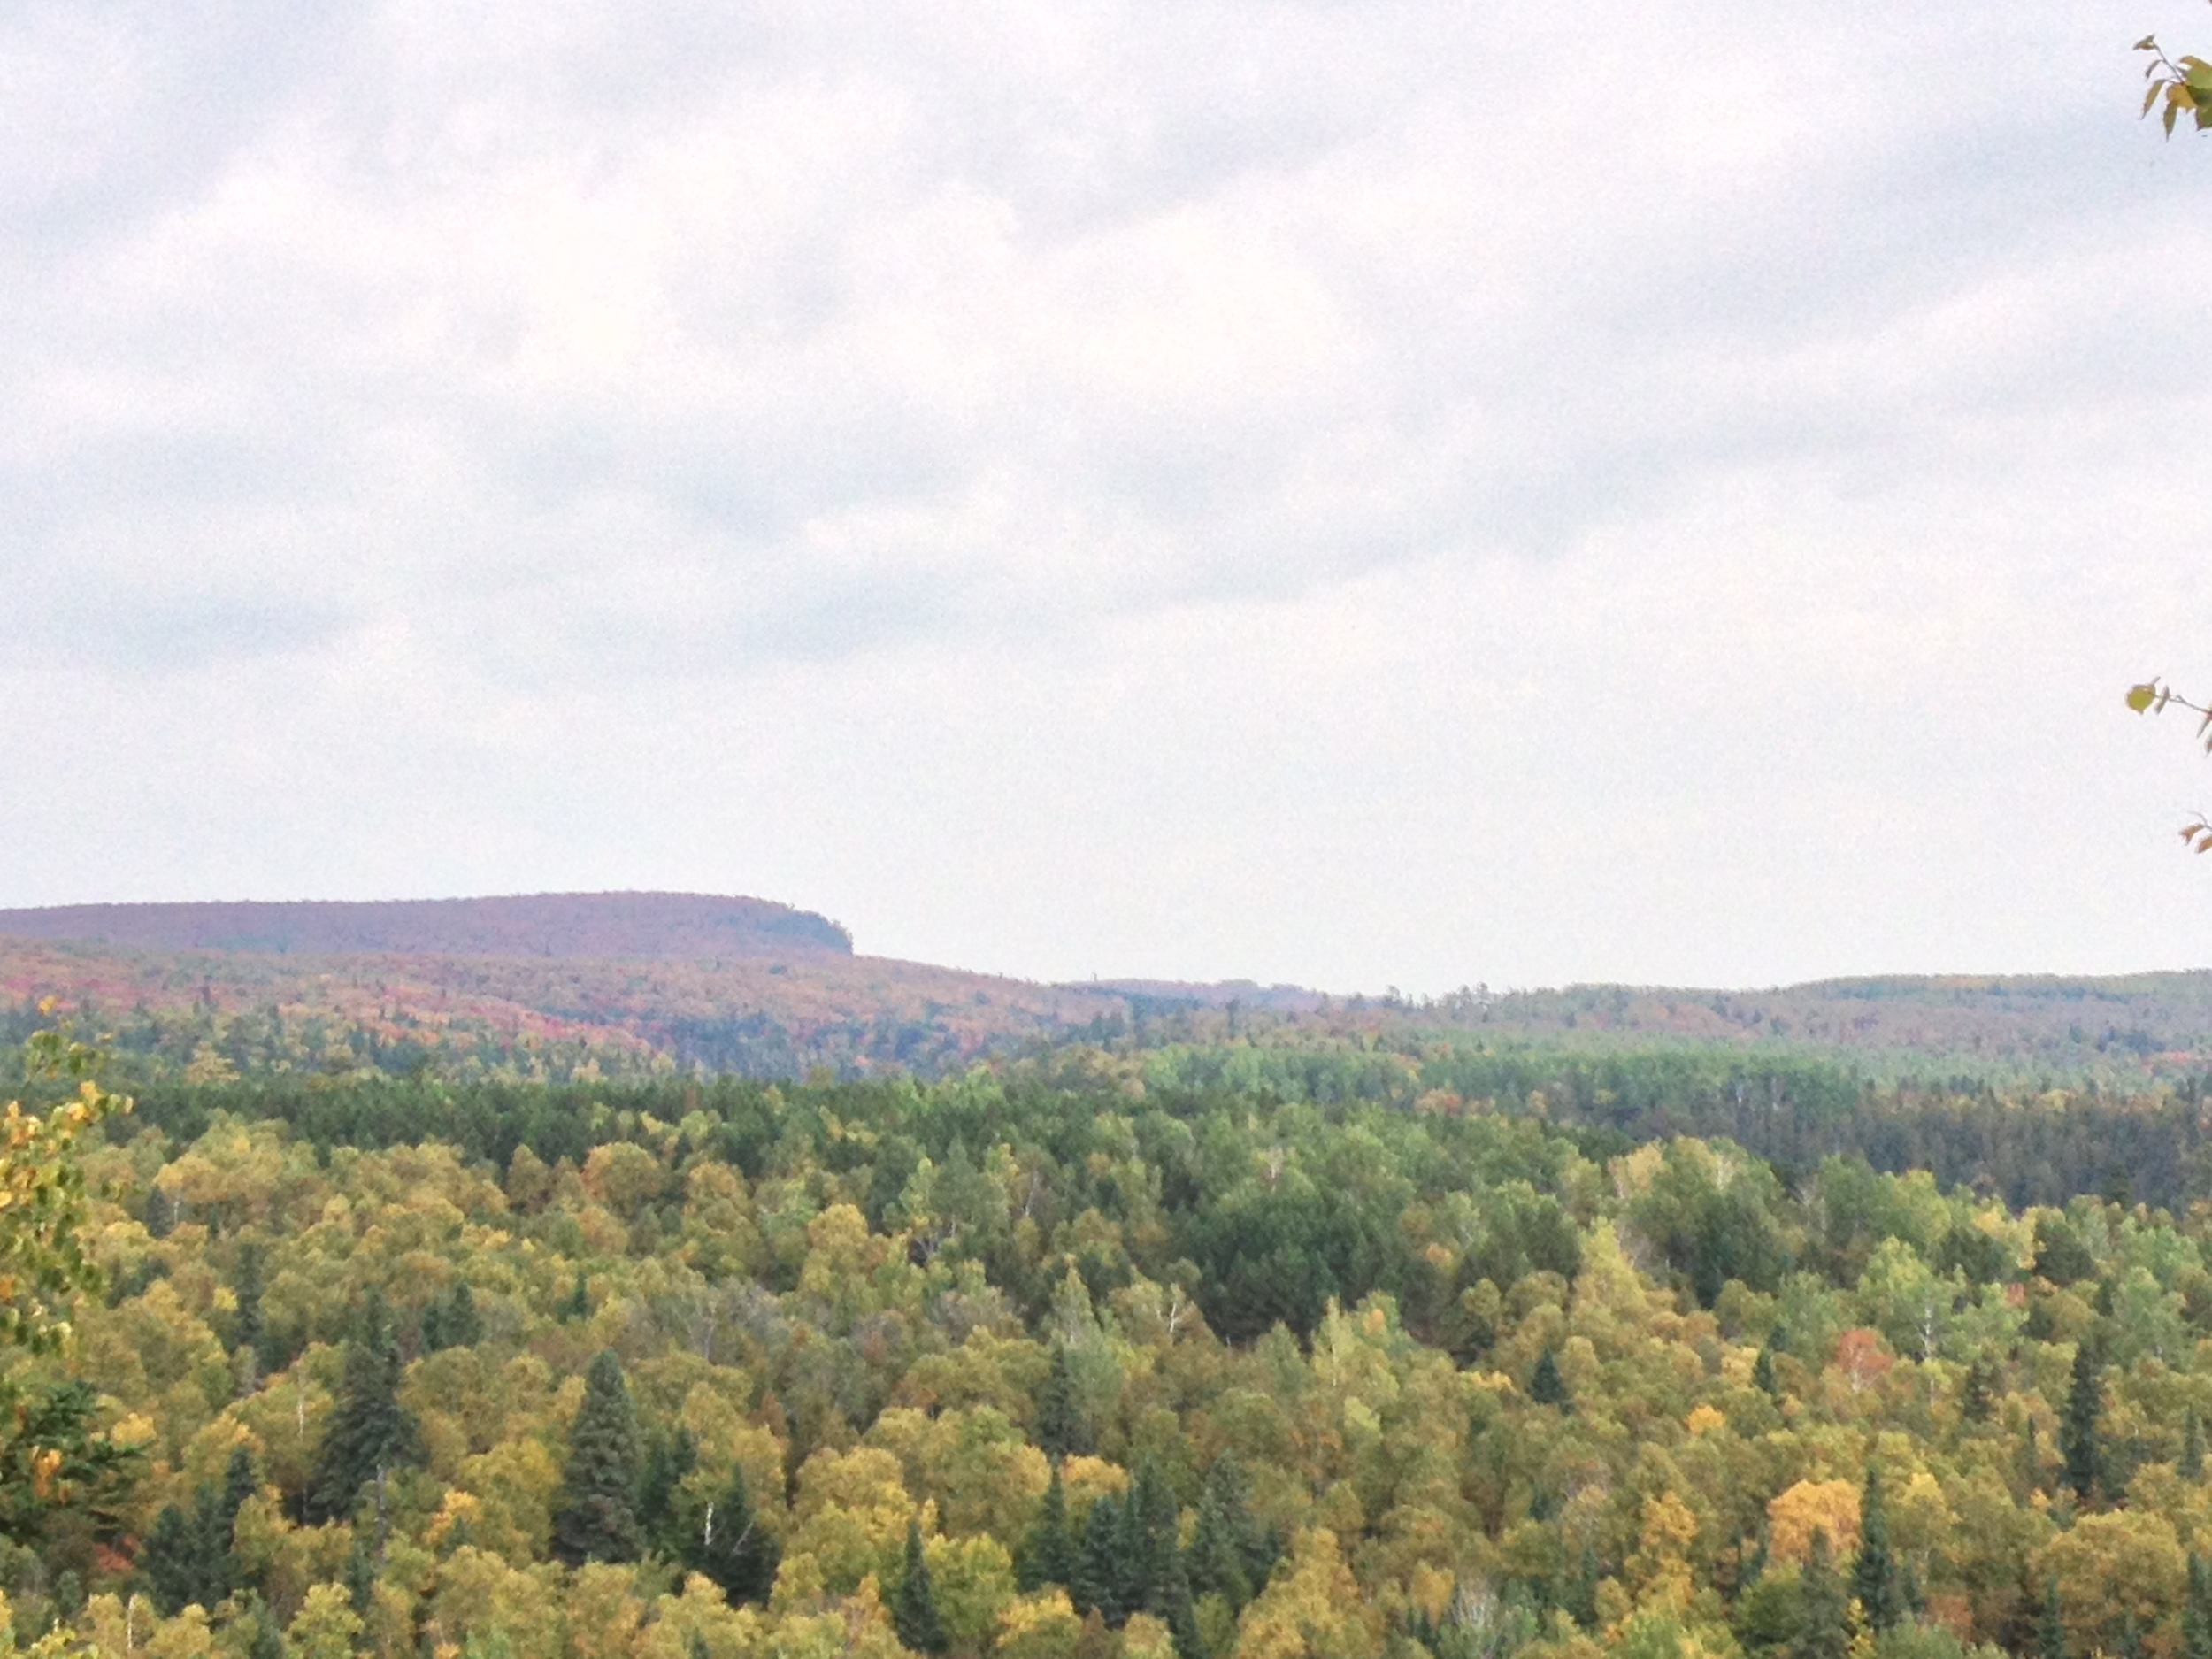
[
  {"left": 1021, "top": 1461, "right": 1078, "bottom": 1593},
  {"left": 893, "top": 1519, "right": 949, "bottom": 1656},
  {"left": 232, "top": 1244, "right": 265, "bottom": 1365},
  {"left": 344, "top": 1529, "right": 378, "bottom": 1614},
  {"left": 552, "top": 1351, "right": 642, "bottom": 1566},
  {"left": 306, "top": 1291, "right": 419, "bottom": 1525},
  {"left": 2039, "top": 1577, "right": 2068, "bottom": 1659},
  {"left": 2062, "top": 1342, "right": 2102, "bottom": 1504},
  {"left": 2023, "top": 1417, "right": 2044, "bottom": 1494},
  {"left": 563, "top": 1271, "right": 591, "bottom": 1323},
  {"left": 2185, "top": 1553, "right": 2212, "bottom": 1659},
  {"left": 1853, "top": 1466, "right": 1902, "bottom": 1633},
  {"left": 142, "top": 1503, "right": 203, "bottom": 1616},
  {"left": 689, "top": 1466, "right": 779, "bottom": 1605},
  {"left": 637, "top": 1425, "right": 698, "bottom": 1560},
  {"left": 1529, "top": 1350, "right": 1568, "bottom": 1409},
  {"left": 2189, "top": 1408, "right": 2206, "bottom": 1482},
  {"left": 1962, "top": 1357, "right": 1995, "bottom": 1424},
  {"left": 444, "top": 1281, "right": 482, "bottom": 1348},
  {"left": 1793, "top": 1531, "right": 1850, "bottom": 1659},
  {"left": 1076, "top": 1493, "right": 1124, "bottom": 1623},
  {"left": 1036, "top": 1344, "right": 1090, "bottom": 1459},
  {"left": 1753, "top": 1341, "right": 1779, "bottom": 1400}
]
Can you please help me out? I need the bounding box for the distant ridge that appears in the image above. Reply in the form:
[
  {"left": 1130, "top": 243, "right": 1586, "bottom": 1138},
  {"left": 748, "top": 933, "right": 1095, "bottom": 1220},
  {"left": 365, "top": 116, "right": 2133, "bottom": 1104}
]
[{"left": 0, "top": 891, "right": 853, "bottom": 961}]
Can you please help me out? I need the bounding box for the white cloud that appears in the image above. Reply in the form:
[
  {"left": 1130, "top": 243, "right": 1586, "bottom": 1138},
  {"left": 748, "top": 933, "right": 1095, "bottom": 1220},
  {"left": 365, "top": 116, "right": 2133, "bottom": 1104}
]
[{"left": 4, "top": 0, "right": 2210, "bottom": 990}]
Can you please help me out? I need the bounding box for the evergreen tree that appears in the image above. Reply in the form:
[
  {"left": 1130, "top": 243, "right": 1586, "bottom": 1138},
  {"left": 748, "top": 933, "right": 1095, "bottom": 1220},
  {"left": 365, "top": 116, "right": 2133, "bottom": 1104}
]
[
  {"left": 1753, "top": 1341, "right": 1778, "bottom": 1400},
  {"left": 2040, "top": 1578, "right": 2068, "bottom": 1659},
  {"left": 444, "top": 1280, "right": 483, "bottom": 1348},
  {"left": 1962, "top": 1357, "right": 1995, "bottom": 1424},
  {"left": 232, "top": 1243, "right": 265, "bottom": 1363},
  {"left": 2121, "top": 1616, "right": 2147, "bottom": 1659},
  {"left": 2062, "top": 1342, "right": 2103, "bottom": 1503},
  {"left": 893, "top": 1519, "right": 949, "bottom": 1656},
  {"left": 689, "top": 1466, "right": 779, "bottom": 1605},
  {"left": 1076, "top": 1492, "right": 1125, "bottom": 1623},
  {"left": 142, "top": 1502, "right": 204, "bottom": 1616},
  {"left": 343, "top": 1530, "right": 377, "bottom": 1615},
  {"left": 1036, "top": 1344, "right": 1091, "bottom": 1459},
  {"left": 306, "top": 1290, "right": 420, "bottom": 1525},
  {"left": 1021, "top": 1461, "right": 1078, "bottom": 1594},
  {"left": 552, "top": 1351, "right": 642, "bottom": 1566},
  {"left": 2023, "top": 1417, "right": 2043, "bottom": 1494},
  {"left": 637, "top": 1425, "right": 697, "bottom": 1561},
  {"left": 1793, "top": 1531, "right": 1850, "bottom": 1659},
  {"left": 1529, "top": 1350, "right": 1568, "bottom": 1409},
  {"left": 1853, "top": 1466, "right": 1902, "bottom": 1633},
  {"left": 563, "top": 1271, "right": 591, "bottom": 1323},
  {"left": 2185, "top": 1553, "right": 2212, "bottom": 1659},
  {"left": 2189, "top": 1408, "right": 2205, "bottom": 1482}
]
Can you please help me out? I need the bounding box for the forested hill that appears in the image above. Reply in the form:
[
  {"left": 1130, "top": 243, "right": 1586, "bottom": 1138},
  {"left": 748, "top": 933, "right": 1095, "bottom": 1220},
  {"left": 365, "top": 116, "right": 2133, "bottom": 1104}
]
[{"left": 0, "top": 893, "right": 854, "bottom": 961}]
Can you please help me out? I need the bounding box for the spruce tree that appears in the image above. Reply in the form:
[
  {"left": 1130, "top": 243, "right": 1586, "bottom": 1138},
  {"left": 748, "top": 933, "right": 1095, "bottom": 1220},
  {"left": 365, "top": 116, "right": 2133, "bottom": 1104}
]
[
  {"left": 1853, "top": 1466, "right": 1902, "bottom": 1633},
  {"left": 689, "top": 1466, "right": 779, "bottom": 1605},
  {"left": 2039, "top": 1577, "right": 2068, "bottom": 1659},
  {"left": 564, "top": 1271, "right": 591, "bottom": 1323},
  {"left": 1753, "top": 1341, "right": 1778, "bottom": 1400},
  {"left": 637, "top": 1425, "right": 698, "bottom": 1560},
  {"left": 1793, "top": 1531, "right": 1850, "bottom": 1659},
  {"left": 142, "top": 1503, "right": 204, "bottom": 1616},
  {"left": 552, "top": 1351, "right": 642, "bottom": 1565},
  {"left": 232, "top": 1244, "right": 265, "bottom": 1366},
  {"left": 1021, "top": 1461, "right": 1078, "bottom": 1593},
  {"left": 2189, "top": 1408, "right": 2206, "bottom": 1483},
  {"left": 893, "top": 1518, "right": 949, "bottom": 1656},
  {"left": 1076, "top": 1492, "right": 1124, "bottom": 1623},
  {"left": 2185, "top": 1553, "right": 2212, "bottom": 1659},
  {"left": 1036, "top": 1344, "right": 1091, "bottom": 1459},
  {"left": 1529, "top": 1350, "right": 1568, "bottom": 1408},
  {"left": 444, "top": 1281, "right": 483, "bottom": 1348},
  {"left": 306, "top": 1290, "right": 420, "bottom": 1525},
  {"left": 2062, "top": 1342, "right": 2102, "bottom": 1503},
  {"left": 1962, "top": 1357, "right": 1995, "bottom": 1424},
  {"left": 344, "top": 1531, "right": 377, "bottom": 1615}
]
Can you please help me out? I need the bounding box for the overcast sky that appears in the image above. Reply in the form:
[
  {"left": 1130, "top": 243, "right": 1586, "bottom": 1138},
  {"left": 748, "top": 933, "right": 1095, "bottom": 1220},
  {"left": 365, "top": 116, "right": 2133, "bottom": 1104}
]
[{"left": 5, "top": 0, "right": 2212, "bottom": 994}]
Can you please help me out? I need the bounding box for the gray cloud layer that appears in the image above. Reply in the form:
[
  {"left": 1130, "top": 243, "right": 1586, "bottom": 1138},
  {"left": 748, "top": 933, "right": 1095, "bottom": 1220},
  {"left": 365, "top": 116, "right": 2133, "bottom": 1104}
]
[{"left": 4, "top": 0, "right": 2210, "bottom": 990}]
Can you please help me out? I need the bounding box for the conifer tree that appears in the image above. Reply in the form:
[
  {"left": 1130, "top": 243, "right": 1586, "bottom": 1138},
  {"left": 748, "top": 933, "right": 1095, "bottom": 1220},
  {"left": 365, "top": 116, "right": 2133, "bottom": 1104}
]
[
  {"left": 1036, "top": 1343, "right": 1091, "bottom": 1459},
  {"left": 552, "top": 1351, "right": 642, "bottom": 1565},
  {"left": 563, "top": 1271, "right": 591, "bottom": 1323},
  {"left": 2189, "top": 1408, "right": 2205, "bottom": 1482},
  {"left": 2062, "top": 1342, "right": 2102, "bottom": 1503},
  {"left": 1961, "top": 1357, "right": 1995, "bottom": 1424},
  {"left": 343, "top": 1531, "right": 377, "bottom": 1615},
  {"left": 893, "top": 1518, "right": 949, "bottom": 1656},
  {"left": 306, "top": 1290, "right": 419, "bottom": 1525},
  {"left": 1793, "top": 1531, "right": 1850, "bottom": 1659},
  {"left": 1077, "top": 1493, "right": 1125, "bottom": 1623},
  {"left": 1021, "top": 1461, "right": 1077, "bottom": 1593},
  {"left": 444, "top": 1280, "right": 482, "bottom": 1348},
  {"left": 1753, "top": 1341, "right": 1778, "bottom": 1400},
  {"left": 232, "top": 1243, "right": 265, "bottom": 1365},
  {"left": 2039, "top": 1577, "right": 2067, "bottom": 1659},
  {"left": 1853, "top": 1466, "right": 1902, "bottom": 1633},
  {"left": 1529, "top": 1349, "right": 1568, "bottom": 1409},
  {"left": 637, "top": 1425, "right": 698, "bottom": 1560},
  {"left": 689, "top": 1465, "right": 779, "bottom": 1605},
  {"left": 2023, "top": 1417, "right": 2044, "bottom": 1494},
  {"left": 2185, "top": 1553, "right": 2212, "bottom": 1659}
]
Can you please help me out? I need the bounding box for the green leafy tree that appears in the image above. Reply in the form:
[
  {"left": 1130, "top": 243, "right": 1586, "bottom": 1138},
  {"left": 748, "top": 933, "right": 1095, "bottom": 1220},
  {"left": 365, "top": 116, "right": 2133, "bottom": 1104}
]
[
  {"left": 552, "top": 1350, "right": 642, "bottom": 1565},
  {"left": 0, "top": 1024, "right": 132, "bottom": 1353}
]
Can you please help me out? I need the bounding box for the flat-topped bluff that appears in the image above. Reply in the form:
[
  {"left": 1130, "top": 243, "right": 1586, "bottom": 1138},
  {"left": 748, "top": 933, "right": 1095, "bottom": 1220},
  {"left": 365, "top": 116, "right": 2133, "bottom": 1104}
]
[{"left": 0, "top": 891, "right": 853, "bottom": 960}]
